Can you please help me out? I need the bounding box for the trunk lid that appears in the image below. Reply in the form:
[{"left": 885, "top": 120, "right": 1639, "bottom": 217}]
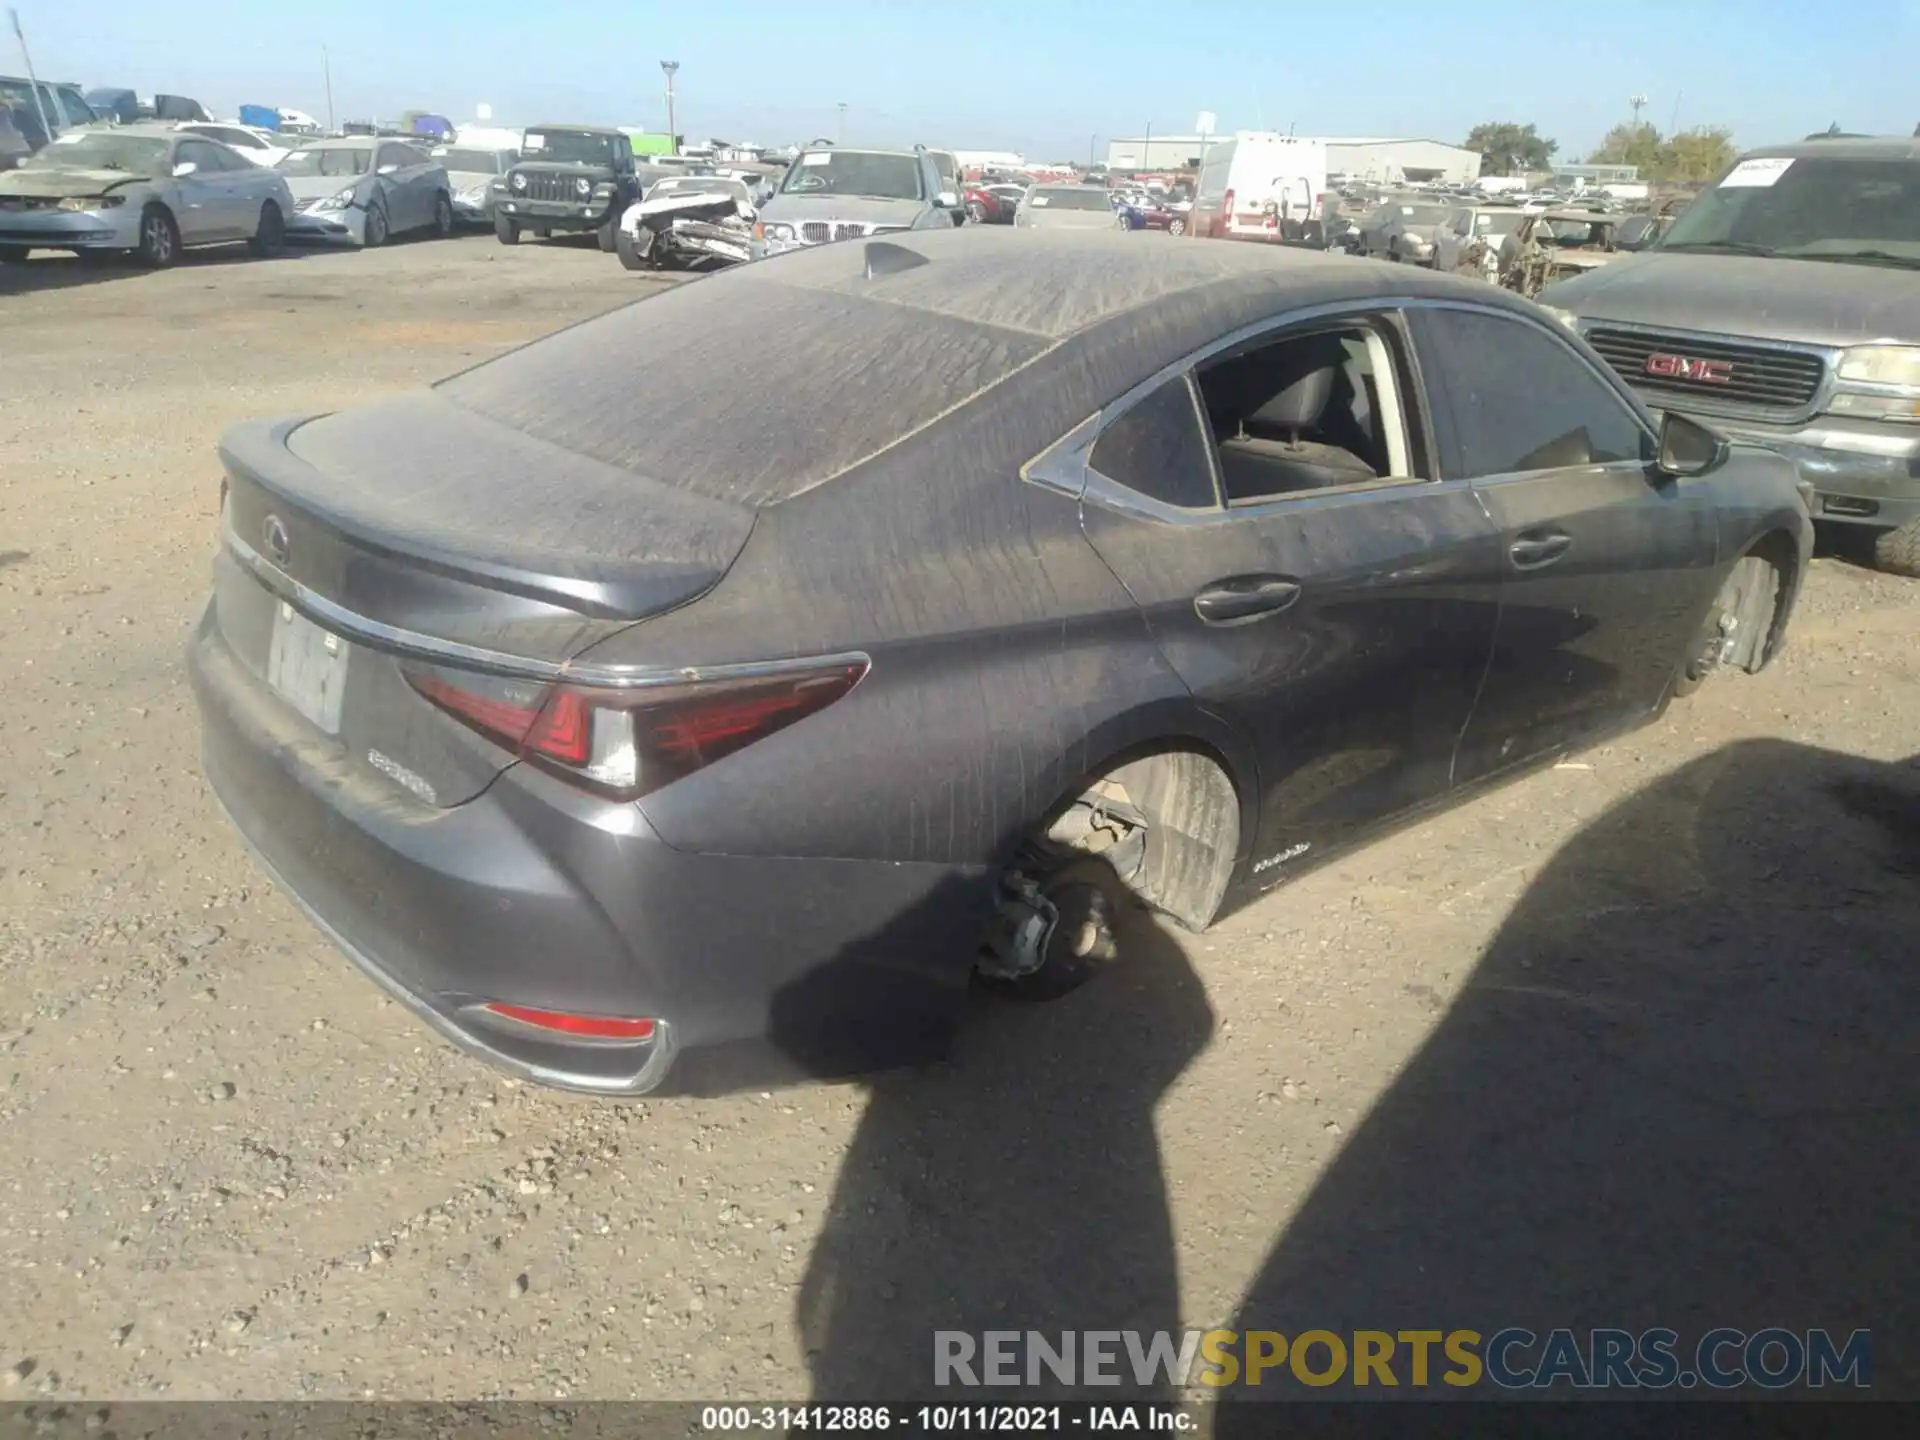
[{"left": 213, "top": 393, "right": 755, "bottom": 806}]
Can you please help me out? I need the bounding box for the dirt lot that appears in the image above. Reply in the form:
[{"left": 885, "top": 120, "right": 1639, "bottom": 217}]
[{"left": 2, "top": 236, "right": 1917, "bottom": 1403}]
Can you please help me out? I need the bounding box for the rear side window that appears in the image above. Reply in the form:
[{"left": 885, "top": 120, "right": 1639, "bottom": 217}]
[
  {"left": 1410, "top": 307, "right": 1647, "bottom": 478},
  {"left": 1090, "top": 377, "right": 1218, "bottom": 510}
]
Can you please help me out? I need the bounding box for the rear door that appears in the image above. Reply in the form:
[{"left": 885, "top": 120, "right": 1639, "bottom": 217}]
[
  {"left": 1408, "top": 303, "right": 1722, "bottom": 782},
  {"left": 1070, "top": 306, "right": 1503, "bottom": 881}
]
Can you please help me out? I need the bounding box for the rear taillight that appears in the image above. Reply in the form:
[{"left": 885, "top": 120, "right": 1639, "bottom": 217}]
[
  {"left": 478, "top": 1002, "right": 656, "bottom": 1040},
  {"left": 1222, "top": 187, "right": 1235, "bottom": 219},
  {"left": 403, "top": 658, "right": 867, "bottom": 800}
]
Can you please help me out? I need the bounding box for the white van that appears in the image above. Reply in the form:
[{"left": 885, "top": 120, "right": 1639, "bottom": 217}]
[{"left": 1187, "top": 132, "right": 1329, "bottom": 244}]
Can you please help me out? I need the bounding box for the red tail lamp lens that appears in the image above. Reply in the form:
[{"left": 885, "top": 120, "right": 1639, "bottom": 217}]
[
  {"left": 404, "top": 658, "right": 867, "bottom": 800},
  {"left": 480, "top": 1003, "right": 657, "bottom": 1041}
]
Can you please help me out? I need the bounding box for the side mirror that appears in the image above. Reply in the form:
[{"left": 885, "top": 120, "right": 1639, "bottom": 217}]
[
  {"left": 935, "top": 190, "right": 958, "bottom": 209},
  {"left": 171, "top": 161, "right": 197, "bottom": 178},
  {"left": 1657, "top": 409, "right": 1731, "bottom": 478}
]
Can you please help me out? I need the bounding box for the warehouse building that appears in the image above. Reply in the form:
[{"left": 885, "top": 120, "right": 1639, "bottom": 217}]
[{"left": 1105, "top": 133, "right": 1483, "bottom": 185}]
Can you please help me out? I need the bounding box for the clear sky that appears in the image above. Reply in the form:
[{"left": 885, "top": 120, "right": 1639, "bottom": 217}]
[{"left": 19, "top": 0, "right": 1919, "bottom": 162}]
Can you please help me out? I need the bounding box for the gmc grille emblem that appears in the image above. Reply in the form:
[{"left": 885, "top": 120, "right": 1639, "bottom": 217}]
[{"left": 1646, "top": 352, "right": 1733, "bottom": 385}]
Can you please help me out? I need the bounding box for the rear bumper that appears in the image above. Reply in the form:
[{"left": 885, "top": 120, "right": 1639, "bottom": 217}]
[
  {"left": 1646, "top": 406, "right": 1920, "bottom": 530},
  {"left": 187, "top": 605, "right": 987, "bottom": 1096}
]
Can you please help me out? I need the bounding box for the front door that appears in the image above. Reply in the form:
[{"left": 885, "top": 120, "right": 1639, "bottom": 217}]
[
  {"left": 170, "top": 140, "right": 238, "bottom": 241},
  {"left": 1072, "top": 309, "right": 1503, "bottom": 883},
  {"left": 1408, "top": 305, "right": 1722, "bottom": 783}
]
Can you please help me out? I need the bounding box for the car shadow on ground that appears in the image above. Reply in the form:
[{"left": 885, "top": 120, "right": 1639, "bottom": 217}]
[
  {"left": 1213, "top": 737, "right": 1920, "bottom": 1419},
  {"left": 0, "top": 242, "right": 312, "bottom": 296},
  {"left": 781, "top": 860, "right": 1214, "bottom": 1402},
  {"left": 783, "top": 738, "right": 1919, "bottom": 1411}
]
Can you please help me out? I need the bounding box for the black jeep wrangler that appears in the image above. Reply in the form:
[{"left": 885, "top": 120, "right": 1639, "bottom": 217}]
[{"left": 494, "top": 124, "right": 643, "bottom": 251}]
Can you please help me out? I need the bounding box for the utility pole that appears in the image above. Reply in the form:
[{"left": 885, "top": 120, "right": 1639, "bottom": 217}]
[
  {"left": 8, "top": 8, "right": 57, "bottom": 146},
  {"left": 1628, "top": 92, "right": 1648, "bottom": 129},
  {"left": 836, "top": 101, "right": 846, "bottom": 143},
  {"left": 661, "top": 60, "right": 680, "bottom": 155},
  {"left": 1142, "top": 120, "right": 1152, "bottom": 175},
  {"left": 1089, "top": 133, "right": 1096, "bottom": 169},
  {"left": 1668, "top": 90, "right": 1683, "bottom": 135},
  {"left": 323, "top": 43, "right": 335, "bottom": 133}
]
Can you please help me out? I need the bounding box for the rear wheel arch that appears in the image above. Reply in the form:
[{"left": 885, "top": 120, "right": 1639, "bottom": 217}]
[{"left": 1018, "top": 735, "right": 1249, "bottom": 934}]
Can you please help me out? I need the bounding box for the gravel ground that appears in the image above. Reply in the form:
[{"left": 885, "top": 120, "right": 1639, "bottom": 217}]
[{"left": 1, "top": 235, "right": 1916, "bottom": 1403}]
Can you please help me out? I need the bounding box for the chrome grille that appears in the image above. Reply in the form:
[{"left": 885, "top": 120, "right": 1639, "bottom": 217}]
[
  {"left": 799, "top": 220, "right": 873, "bottom": 244},
  {"left": 1584, "top": 327, "right": 1827, "bottom": 415}
]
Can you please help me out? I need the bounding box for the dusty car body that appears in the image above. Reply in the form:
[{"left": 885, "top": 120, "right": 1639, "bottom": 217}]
[
  {"left": 616, "top": 176, "right": 754, "bottom": 270},
  {"left": 494, "top": 125, "right": 642, "bottom": 251},
  {"left": 188, "top": 228, "right": 1810, "bottom": 1098},
  {"left": 1356, "top": 198, "right": 1451, "bottom": 265},
  {"left": 279, "top": 138, "right": 453, "bottom": 246},
  {"left": 1014, "top": 184, "right": 1125, "bottom": 231},
  {"left": 1543, "top": 135, "right": 1920, "bottom": 576},
  {"left": 753, "top": 146, "right": 958, "bottom": 258},
  {"left": 0, "top": 125, "right": 296, "bottom": 265},
  {"left": 430, "top": 144, "right": 517, "bottom": 226},
  {"left": 1432, "top": 203, "right": 1527, "bottom": 279}
]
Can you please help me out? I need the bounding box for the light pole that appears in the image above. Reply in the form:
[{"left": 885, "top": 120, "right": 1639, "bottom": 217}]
[
  {"left": 837, "top": 101, "right": 847, "bottom": 143},
  {"left": 1142, "top": 120, "right": 1152, "bottom": 177},
  {"left": 323, "top": 43, "right": 335, "bottom": 133},
  {"left": 8, "top": 8, "right": 57, "bottom": 144},
  {"left": 1628, "top": 92, "right": 1648, "bottom": 129},
  {"left": 661, "top": 60, "right": 680, "bottom": 154},
  {"left": 1089, "top": 133, "right": 1097, "bottom": 170}
]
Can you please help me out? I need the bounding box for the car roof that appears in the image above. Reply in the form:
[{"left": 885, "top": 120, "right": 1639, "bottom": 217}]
[
  {"left": 525, "top": 123, "right": 625, "bottom": 137},
  {"left": 437, "top": 228, "right": 1534, "bottom": 508},
  {"left": 298, "top": 136, "right": 381, "bottom": 149},
  {"left": 1740, "top": 135, "right": 1920, "bottom": 162}
]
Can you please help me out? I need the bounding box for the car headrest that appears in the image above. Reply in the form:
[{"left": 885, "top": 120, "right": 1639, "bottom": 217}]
[{"left": 1249, "top": 364, "right": 1337, "bottom": 432}]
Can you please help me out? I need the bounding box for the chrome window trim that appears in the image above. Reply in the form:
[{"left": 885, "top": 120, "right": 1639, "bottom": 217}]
[
  {"left": 224, "top": 524, "right": 869, "bottom": 690},
  {"left": 1024, "top": 294, "right": 1469, "bottom": 527}
]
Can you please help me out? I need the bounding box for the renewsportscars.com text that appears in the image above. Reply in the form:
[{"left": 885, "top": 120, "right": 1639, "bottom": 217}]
[{"left": 934, "top": 1327, "right": 1871, "bottom": 1390}]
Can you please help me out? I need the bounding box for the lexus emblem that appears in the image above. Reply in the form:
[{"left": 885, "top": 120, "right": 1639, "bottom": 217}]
[
  {"left": 1646, "top": 352, "right": 1733, "bottom": 385},
  {"left": 262, "top": 514, "right": 291, "bottom": 566}
]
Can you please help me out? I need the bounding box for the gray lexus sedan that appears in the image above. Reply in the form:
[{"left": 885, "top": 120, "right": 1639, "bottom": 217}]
[{"left": 189, "top": 229, "right": 1811, "bottom": 1097}]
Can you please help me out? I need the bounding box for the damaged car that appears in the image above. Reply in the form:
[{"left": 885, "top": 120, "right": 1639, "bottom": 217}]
[
  {"left": 0, "top": 125, "right": 296, "bottom": 265},
  {"left": 278, "top": 138, "right": 453, "bottom": 247},
  {"left": 1496, "top": 207, "right": 1627, "bottom": 298},
  {"left": 431, "top": 144, "right": 518, "bottom": 227},
  {"left": 615, "top": 174, "right": 755, "bottom": 271},
  {"left": 189, "top": 229, "right": 1810, "bottom": 1098}
]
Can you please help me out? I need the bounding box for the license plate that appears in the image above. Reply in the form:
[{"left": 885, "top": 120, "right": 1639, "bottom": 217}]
[{"left": 266, "top": 601, "right": 349, "bottom": 734}]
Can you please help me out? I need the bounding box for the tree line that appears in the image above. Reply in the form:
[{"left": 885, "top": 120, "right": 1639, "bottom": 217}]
[{"left": 1463, "top": 120, "right": 1738, "bottom": 183}]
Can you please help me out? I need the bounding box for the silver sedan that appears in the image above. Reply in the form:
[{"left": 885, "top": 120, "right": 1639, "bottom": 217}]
[
  {"left": 0, "top": 125, "right": 297, "bottom": 266},
  {"left": 278, "top": 138, "right": 454, "bottom": 247}
]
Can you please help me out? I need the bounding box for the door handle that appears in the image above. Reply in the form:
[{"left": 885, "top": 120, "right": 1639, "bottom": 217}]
[
  {"left": 1509, "top": 531, "right": 1573, "bottom": 570},
  {"left": 1193, "top": 576, "right": 1302, "bottom": 625}
]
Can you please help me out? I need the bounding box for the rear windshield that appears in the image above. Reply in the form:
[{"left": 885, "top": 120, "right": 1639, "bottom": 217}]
[
  {"left": 1030, "top": 187, "right": 1111, "bottom": 212},
  {"left": 1660, "top": 155, "right": 1920, "bottom": 265},
  {"left": 437, "top": 274, "right": 1049, "bottom": 508}
]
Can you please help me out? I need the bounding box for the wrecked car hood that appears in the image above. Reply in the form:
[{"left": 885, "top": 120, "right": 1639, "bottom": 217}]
[
  {"left": 626, "top": 191, "right": 749, "bottom": 222},
  {"left": 0, "top": 167, "right": 151, "bottom": 198},
  {"left": 758, "top": 194, "right": 926, "bottom": 228},
  {"left": 1546, "top": 253, "right": 1920, "bottom": 347}
]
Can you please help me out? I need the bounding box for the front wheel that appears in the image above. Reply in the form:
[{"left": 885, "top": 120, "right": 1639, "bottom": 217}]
[
  {"left": 249, "top": 201, "right": 285, "bottom": 257},
  {"left": 965, "top": 200, "right": 986, "bottom": 224},
  {"left": 1673, "top": 553, "right": 1781, "bottom": 697},
  {"left": 596, "top": 217, "right": 618, "bottom": 252},
  {"left": 362, "top": 202, "right": 388, "bottom": 248},
  {"left": 1168, "top": 217, "right": 1185, "bottom": 236},
  {"left": 431, "top": 192, "right": 454, "bottom": 239},
  {"left": 137, "top": 206, "right": 180, "bottom": 268},
  {"left": 613, "top": 225, "right": 650, "bottom": 271},
  {"left": 978, "top": 859, "right": 1126, "bottom": 1003},
  {"left": 1874, "top": 518, "right": 1920, "bottom": 578},
  {"left": 494, "top": 214, "right": 519, "bottom": 245}
]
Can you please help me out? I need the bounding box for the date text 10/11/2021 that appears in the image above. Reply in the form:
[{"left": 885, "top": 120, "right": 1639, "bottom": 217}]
[{"left": 700, "top": 1405, "right": 1193, "bottom": 1433}]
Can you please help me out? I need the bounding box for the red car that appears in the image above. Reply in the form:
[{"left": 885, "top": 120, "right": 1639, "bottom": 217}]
[{"left": 962, "top": 185, "right": 1012, "bottom": 224}]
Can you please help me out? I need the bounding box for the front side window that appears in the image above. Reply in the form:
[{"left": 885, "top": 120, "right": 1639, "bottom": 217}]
[
  {"left": 1089, "top": 377, "right": 1219, "bottom": 510},
  {"left": 1410, "top": 308, "right": 1647, "bottom": 479}
]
